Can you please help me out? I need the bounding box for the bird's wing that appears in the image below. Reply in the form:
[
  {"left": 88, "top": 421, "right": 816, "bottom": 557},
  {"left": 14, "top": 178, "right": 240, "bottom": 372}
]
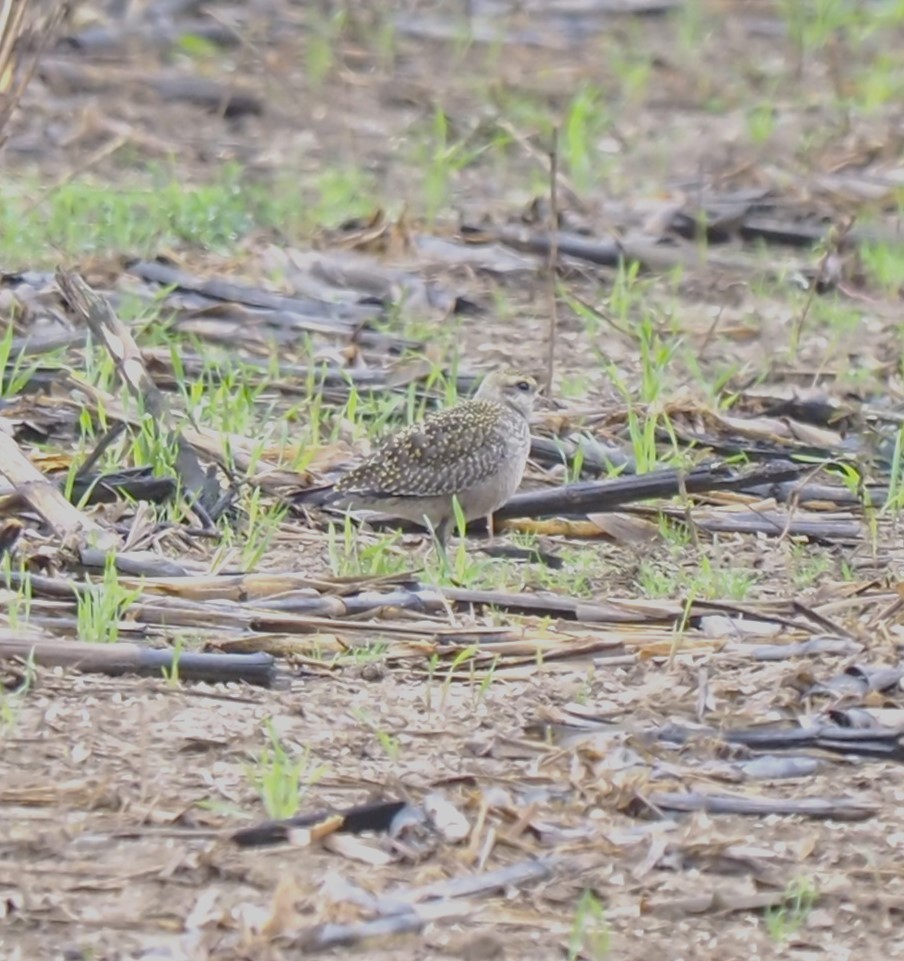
[{"left": 336, "top": 403, "right": 508, "bottom": 498}]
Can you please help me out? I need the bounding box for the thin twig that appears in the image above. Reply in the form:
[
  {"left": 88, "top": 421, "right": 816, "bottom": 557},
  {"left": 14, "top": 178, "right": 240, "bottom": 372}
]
[
  {"left": 676, "top": 470, "right": 700, "bottom": 550},
  {"left": 792, "top": 215, "right": 856, "bottom": 358},
  {"left": 546, "top": 126, "right": 559, "bottom": 397},
  {"left": 493, "top": 116, "right": 586, "bottom": 212}
]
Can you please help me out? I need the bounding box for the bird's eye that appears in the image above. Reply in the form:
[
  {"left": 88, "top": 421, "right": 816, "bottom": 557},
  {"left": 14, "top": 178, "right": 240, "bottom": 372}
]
[{"left": 515, "top": 380, "right": 532, "bottom": 392}]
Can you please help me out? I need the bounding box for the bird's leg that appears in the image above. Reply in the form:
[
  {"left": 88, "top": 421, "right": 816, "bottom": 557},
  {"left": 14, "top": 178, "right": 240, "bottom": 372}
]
[
  {"left": 435, "top": 516, "right": 451, "bottom": 549},
  {"left": 423, "top": 515, "right": 453, "bottom": 578},
  {"left": 434, "top": 516, "right": 453, "bottom": 577},
  {"left": 485, "top": 511, "right": 495, "bottom": 542}
]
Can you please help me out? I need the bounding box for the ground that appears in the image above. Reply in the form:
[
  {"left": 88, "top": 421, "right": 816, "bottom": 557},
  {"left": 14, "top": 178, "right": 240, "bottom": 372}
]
[{"left": 3, "top": 0, "right": 904, "bottom": 958}]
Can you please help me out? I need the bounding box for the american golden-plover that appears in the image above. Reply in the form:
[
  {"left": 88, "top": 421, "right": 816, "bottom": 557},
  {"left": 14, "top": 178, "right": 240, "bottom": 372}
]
[{"left": 332, "top": 369, "right": 538, "bottom": 545}]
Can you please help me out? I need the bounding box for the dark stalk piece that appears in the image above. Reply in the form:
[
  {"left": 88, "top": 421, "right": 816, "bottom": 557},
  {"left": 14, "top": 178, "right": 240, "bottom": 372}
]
[
  {"left": 493, "top": 460, "right": 810, "bottom": 521},
  {"left": 462, "top": 223, "right": 800, "bottom": 279},
  {"left": 648, "top": 791, "right": 875, "bottom": 821},
  {"left": 0, "top": 637, "right": 279, "bottom": 688},
  {"left": 232, "top": 799, "right": 411, "bottom": 848},
  {"left": 126, "top": 260, "right": 418, "bottom": 350}
]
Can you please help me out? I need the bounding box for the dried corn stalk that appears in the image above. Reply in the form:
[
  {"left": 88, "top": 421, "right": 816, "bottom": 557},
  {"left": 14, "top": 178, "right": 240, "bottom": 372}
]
[{"left": 0, "top": 0, "right": 69, "bottom": 146}]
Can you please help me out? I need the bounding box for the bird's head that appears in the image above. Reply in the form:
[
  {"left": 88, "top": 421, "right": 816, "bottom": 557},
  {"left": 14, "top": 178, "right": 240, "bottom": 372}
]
[{"left": 475, "top": 369, "right": 540, "bottom": 419}]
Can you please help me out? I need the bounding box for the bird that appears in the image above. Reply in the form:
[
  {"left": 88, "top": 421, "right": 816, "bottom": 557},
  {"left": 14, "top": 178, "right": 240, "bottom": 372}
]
[{"left": 330, "top": 369, "right": 539, "bottom": 547}]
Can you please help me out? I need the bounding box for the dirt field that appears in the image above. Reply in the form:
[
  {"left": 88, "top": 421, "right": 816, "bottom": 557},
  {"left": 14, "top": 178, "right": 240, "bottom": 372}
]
[{"left": 3, "top": 1, "right": 904, "bottom": 958}]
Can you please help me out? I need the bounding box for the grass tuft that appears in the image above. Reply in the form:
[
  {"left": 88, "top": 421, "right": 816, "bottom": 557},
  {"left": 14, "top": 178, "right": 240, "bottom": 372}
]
[{"left": 0, "top": 163, "right": 379, "bottom": 266}]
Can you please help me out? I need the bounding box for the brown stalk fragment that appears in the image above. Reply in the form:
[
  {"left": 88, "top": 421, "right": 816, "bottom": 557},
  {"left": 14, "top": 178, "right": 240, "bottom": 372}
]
[
  {"left": 0, "top": 0, "right": 69, "bottom": 148},
  {"left": 55, "top": 269, "right": 218, "bottom": 517},
  {"left": 0, "top": 431, "right": 114, "bottom": 547}
]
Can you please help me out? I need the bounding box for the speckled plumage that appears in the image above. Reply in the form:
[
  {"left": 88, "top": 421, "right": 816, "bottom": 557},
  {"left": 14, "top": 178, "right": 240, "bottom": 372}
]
[{"left": 333, "top": 370, "right": 538, "bottom": 541}]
